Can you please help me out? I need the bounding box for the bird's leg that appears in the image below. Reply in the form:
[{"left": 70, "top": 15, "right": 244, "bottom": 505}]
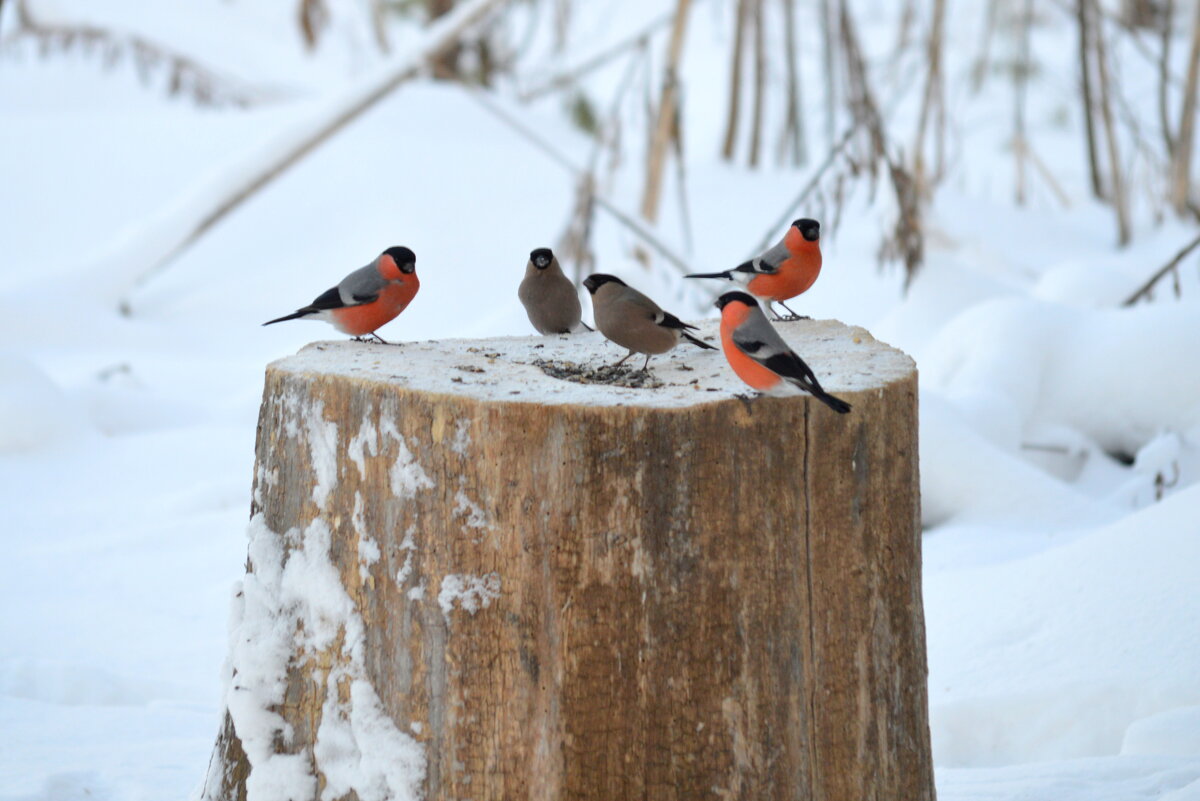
[
  {"left": 641, "top": 354, "right": 651, "bottom": 372},
  {"left": 369, "top": 332, "right": 391, "bottom": 344},
  {"left": 612, "top": 352, "right": 634, "bottom": 369},
  {"left": 774, "top": 300, "right": 809, "bottom": 322}
]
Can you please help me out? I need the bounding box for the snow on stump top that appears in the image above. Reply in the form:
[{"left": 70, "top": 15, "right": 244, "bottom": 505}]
[
  {"left": 202, "top": 318, "right": 932, "bottom": 801},
  {"left": 271, "top": 317, "right": 909, "bottom": 405}
]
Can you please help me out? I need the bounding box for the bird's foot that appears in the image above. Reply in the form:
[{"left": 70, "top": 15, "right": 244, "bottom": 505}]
[
  {"left": 733, "top": 392, "right": 761, "bottom": 414},
  {"left": 771, "top": 314, "right": 810, "bottom": 322}
]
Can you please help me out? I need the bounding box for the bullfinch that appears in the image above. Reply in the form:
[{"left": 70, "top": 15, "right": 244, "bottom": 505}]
[
  {"left": 687, "top": 218, "right": 822, "bottom": 319},
  {"left": 263, "top": 246, "right": 419, "bottom": 344},
  {"left": 582, "top": 273, "right": 715, "bottom": 370},
  {"left": 715, "top": 290, "right": 850, "bottom": 414},
  {"left": 518, "top": 247, "right": 589, "bottom": 334}
]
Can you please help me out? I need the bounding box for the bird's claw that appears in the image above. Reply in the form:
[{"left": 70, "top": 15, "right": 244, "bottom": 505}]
[{"left": 733, "top": 392, "right": 761, "bottom": 414}]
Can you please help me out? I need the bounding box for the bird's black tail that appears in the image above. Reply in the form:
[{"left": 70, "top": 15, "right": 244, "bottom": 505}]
[
  {"left": 685, "top": 270, "right": 733, "bottom": 280},
  {"left": 812, "top": 389, "right": 851, "bottom": 414},
  {"left": 791, "top": 369, "right": 851, "bottom": 414},
  {"left": 682, "top": 331, "right": 717, "bottom": 350},
  {"left": 262, "top": 309, "right": 312, "bottom": 326}
]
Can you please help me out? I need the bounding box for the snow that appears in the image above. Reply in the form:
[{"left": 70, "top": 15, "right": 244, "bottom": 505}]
[
  {"left": 1, "top": 0, "right": 1199, "bottom": 799},
  {"left": 437, "top": 573, "right": 503, "bottom": 620},
  {"left": 378, "top": 417, "right": 434, "bottom": 499},
  {"left": 214, "top": 515, "right": 424, "bottom": 801},
  {"left": 1123, "top": 707, "right": 1200, "bottom": 760},
  {"left": 0, "top": 353, "right": 83, "bottom": 453},
  {"left": 927, "top": 485, "right": 1200, "bottom": 767}
]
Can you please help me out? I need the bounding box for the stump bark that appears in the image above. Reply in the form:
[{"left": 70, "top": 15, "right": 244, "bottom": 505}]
[{"left": 201, "top": 319, "right": 932, "bottom": 801}]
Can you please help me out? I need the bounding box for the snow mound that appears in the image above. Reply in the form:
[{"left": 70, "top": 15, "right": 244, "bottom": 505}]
[
  {"left": 1122, "top": 706, "right": 1200, "bottom": 759},
  {"left": 923, "top": 298, "right": 1200, "bottom": 458},
  {"left": 926, "top": 484, "right": 1200, "bottom": 767}
]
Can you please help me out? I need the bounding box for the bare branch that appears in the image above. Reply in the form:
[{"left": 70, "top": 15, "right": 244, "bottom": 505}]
[
  {"left": 721, "top": 0, "right": 749, "bottom": 161},
  {"left": 778, "top": 0, "right": 807, "bottom": 166},
  {"left": 1092, "top": 0, "right": 1132, "bottom": 245},
  {"left": 465, "top": 88, "right": 692, "bottom": 275},
  {"left": 1122, "top": 231, "right": 1200, "bottom": 305},
  {"left": 114, "top": 0, "right": 513, "bottom": 313},
  {"left": 640, "top": 0, "right": 692, "bottom": 225},
  {"left": 1170, "top": 0, "right": 1200, "bottom": 215},
  {"left": 1014, "top": 0, "right": 1033, "bottom": 205},
  {"left": 8, "top": 0, "right": 279, "bottom": 108},
  {"left": 819, "top": 0, "right": 838, "bottom": 146},
  {"left": 1159, "top": 0, "right": 1175, "bottom": 157},
  {"left": 747, "top": 0, "right": 766, "bottom": 169},
  {"left": 515, "top": 12, "right": 671, "bottom": 103},
  {"left": 1078, "top": 0, "right": 1106, "bottom": 198},
  {"left": 913, "top": 0, "right": 946, "bottom": 199}
]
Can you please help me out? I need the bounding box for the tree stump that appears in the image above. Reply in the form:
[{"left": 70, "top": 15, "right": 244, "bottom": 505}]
[{"left": 200, "top": 319, "right": 931, "bottom": 801}]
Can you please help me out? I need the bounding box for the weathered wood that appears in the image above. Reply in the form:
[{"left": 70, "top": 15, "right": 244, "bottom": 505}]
[{"left": 201, "top": 319, "right": 932, "bottom": 801}]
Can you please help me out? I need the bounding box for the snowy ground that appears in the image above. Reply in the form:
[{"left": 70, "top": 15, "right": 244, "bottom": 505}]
[{"left": 1, "top": 1, "right": 1199, "bottom": 799}]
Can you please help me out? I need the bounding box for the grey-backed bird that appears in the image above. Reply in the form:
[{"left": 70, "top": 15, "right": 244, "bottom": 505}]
[
  {"left": 686, "top": 218, "right": 821, "bottom": 320},
  {"left": 263, "top": 246, "right": 419, "bottom": 344},
  {"left": 714, "top": 290, "right": 849, "bottom": 413}
]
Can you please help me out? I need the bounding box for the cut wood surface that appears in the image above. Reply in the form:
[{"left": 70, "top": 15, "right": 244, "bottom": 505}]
[{"left": 201, "top": 318, "right": 933, "bottom": 801}]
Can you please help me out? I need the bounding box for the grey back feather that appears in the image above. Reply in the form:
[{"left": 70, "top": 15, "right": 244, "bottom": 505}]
[
  {"left": 753, "top": 236, "right": 792, "bottom": 273},
  {"left": 732, "top": 304, "right": 791, "bottom": 361},
  {"left": 337, "top": 260, "right": 387, "bottom": 305}
]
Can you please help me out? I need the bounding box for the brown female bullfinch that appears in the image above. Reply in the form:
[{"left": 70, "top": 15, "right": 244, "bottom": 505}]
[
  {"left": 687, "top": 218, "right": 822, "bottom": 320},
  {"left": 518, "top": 247, "right": 590, "bottom": 334},
  {"left": 263, "top": 246, "right": 419, "bottom": 344},
  {"left": 582, "top": 273, "right": 715, "bottom": 370},
  {"left": 715, "top": 290, "right": 850, "bottom": 414}
]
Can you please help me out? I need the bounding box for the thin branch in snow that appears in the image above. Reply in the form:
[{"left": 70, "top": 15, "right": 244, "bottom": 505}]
[{"left": 1122, "top": 231, "right": 1200, "bottom": 306}]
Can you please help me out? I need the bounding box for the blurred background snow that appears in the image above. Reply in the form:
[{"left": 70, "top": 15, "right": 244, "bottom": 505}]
[{"left": 0, "top": 0, "right": 1198, "bottom": 798}]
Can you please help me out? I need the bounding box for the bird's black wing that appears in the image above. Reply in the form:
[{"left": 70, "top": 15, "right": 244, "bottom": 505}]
[
  {"left": 760, "top": 351, "right": 851, "bottom": 413},
  {"left": 302, "top": 284, "right": 378, "bottom": 311},
  {"left": 306, "top": 286, "right": 350, "bottom": 310},
  {"left": 657, "top": 311, "right": 700, "bottom": 332},
  {"left": 732, "top": 326, "right": 849, "bottom": 412}
]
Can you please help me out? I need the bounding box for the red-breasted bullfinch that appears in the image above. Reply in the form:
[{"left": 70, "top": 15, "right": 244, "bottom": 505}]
[
  {"left": 687, "top": 218, "right": 822, "bottom": 320},
  {"left": 715, "top": 290, "right": 850, "bottom": 414},
  {"left": 263, "top": 246, "right": 419, "bottom": 344},
  {"left": 582, "top": 273, "right": 716, "bottom": 370},
  {"left": 518, "top": 247, "right": 590, "bottom": 334}
]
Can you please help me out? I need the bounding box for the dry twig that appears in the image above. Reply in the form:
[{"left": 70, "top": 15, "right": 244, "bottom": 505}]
[
  {"left": 1122, "top": 231, "right": 1200, "bottom": 305},
  {"left": 7, "top": 0, "right": 277, "bottom": 108}
]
